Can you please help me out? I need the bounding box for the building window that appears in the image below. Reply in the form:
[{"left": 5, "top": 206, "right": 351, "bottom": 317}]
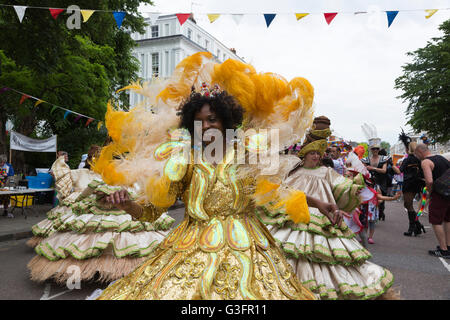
[
  {"left": 152, "top": 53, "right": 159, "bottom": 77},
  {"left": 197, "top": 34, "right": 201, "bottom": 44},
  {"left": 217, "top": 49, "right": 221, "bottom": 58},
  {"left": 151, "top": 25, "right": 159, "bottom": 38},
  {"left": 164, "top": 23, "right": 169, "bottom": 36},
  {"left": 223, "top": 53, "right": 226, "bottom": 61},
  {"left": 187, "top": 28, "right": 192, "bottom": 39},
  {"left": 205, "top": 39, "right": 209, "bottom": 50}
]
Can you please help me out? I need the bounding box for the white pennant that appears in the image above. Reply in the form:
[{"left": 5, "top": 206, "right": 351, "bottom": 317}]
[
  {"left": 14, "top": 6, "right": 27, "bottom": 23},
  {"left": 232, "top": 14, "right": 244, "bottom": 25},
  {"left": 147, "top": 12, "right": 160, "bottom": 25}
]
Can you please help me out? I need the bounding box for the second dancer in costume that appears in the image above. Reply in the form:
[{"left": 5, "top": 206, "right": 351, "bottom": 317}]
[{"left": 257, "top": 116, "right": 397, "bottom": 299}]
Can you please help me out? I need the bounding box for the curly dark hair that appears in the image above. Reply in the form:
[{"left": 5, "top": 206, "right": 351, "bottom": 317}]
[{"left": 178, "top": 90, "right": 244, "bottom": 136}]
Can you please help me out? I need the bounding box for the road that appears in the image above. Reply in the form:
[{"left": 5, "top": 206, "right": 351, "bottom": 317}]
[{"left": 0, "top": 201, "right": 448, "bottom": 300}]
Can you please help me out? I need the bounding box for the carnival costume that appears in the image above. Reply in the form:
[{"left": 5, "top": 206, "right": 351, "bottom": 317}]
[
  {"left": 257, "top": 117, "right": 394, "bottom": 299},
  {"left": 27, "top": 156, "right": 175, "bottom": 283},
  {"left": 92, "top": 52, "right": 319, "bottom": 300}
]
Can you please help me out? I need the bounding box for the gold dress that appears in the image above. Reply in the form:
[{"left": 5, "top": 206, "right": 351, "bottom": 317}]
[
  {"left": 98, "top": 154, "right": 316, "bottom": 300},
  {"left": 257, "top": 166, "right": 394, "bottom": 299}
]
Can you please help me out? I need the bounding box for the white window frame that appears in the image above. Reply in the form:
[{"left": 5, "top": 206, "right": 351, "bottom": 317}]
[
  {"left": 152, "top": 52, "right": 159, "bottom": 78},
  {"left": 151, "top": 25, "right": 159, "bottom": 38}
]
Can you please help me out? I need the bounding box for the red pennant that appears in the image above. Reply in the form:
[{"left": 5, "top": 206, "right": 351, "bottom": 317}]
[
  {"left": 85, "top": 118, "right": 94, "bottom": 127},
  {"left": 19, "top": 94, "right": 31, "bottom": 104},
  {"left": 324, "top": 13, "right": 338, "bottom": 25},
  {"left": 49, "top": 8, "right": 65, "bottom": 20},
  {"left": 176, "top": 13, "right": 191, "bottom": 26}
]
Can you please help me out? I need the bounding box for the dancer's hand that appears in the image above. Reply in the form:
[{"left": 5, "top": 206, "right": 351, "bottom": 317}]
[
  {"left": 98, "top": 189, "right": 132, "bottom": 211},
  {"left": 315, "top": 200, "right": 350, "bottom": 226}
]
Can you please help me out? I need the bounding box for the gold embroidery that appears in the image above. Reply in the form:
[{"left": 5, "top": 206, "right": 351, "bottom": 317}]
[
  {"left": 172, "top": 256, "right": 205, "bottom": 289},
  {"left": 214, "top": 261, "right": 240, "bottom": 299}
]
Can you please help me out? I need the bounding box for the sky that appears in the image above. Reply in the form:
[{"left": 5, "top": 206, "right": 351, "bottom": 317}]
[{"left": 138, "top": 0, "right": 449, "bottom": 146}]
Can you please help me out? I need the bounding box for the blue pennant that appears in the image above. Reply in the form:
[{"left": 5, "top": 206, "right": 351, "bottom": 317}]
[
  {"left": 264, "top": 14, "right": 276, "bottom": 28},
  {"left": 63, "top": 110, "right": 70, "bottom": 120},
  {"left": 386, "top": 11, "right": 399, "bottom": 28},
  {"left": 113, "top": 11, "right": 126, "bottom": 29}
]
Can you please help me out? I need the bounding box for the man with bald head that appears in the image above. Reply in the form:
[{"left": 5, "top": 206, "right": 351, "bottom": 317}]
[{"left": 415, "top": 144, "right": 450, "bottom": 259}]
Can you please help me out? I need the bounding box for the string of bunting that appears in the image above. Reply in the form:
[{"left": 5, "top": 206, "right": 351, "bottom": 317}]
[
  {"left": 0, "top": 4, "right": 448, "bottom": 29},
  {"left": 0, "top": 86, "right": 103, "bottom": 130}
]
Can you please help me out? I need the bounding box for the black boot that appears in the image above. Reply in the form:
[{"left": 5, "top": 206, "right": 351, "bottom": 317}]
[
  {"left": 404, "top": 211, "right": 416, "bottom": 236},
  {"left": 414, "top": 219, "right": 426, "bottom": 236}
]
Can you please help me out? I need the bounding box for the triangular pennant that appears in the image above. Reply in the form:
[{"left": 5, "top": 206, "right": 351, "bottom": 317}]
[
  {"left": 232, "top": 14, "right": 244, "bottom": 25},
  {"left": 113, "top": 11, "right": 126, "bottom": 28},
  {"left": 49, "top": 8, "right": 65, "bottom": 20},
  {"left": 19, "top": 94, "right": 31, "bottom": 105},
  {"left": 176, "top": 13, "right": 191, "bottom": 26},
  {"left": 386, "top": 11, "right": 399, "bottom": 28},
  {"left": 85, "top": 118, "right": 94, "bottom": 127},
  {"left": 34, "top": 99, "right": 44, "bottom": 107},
  {"left": 425, "top": 9, "right": 438, "bottom": 19},
  {"left": 63, "top": 110, "right": 71, "bottom": 120},
  {"left": 74, "top": 115, "right": 82, "bottom": 122},
  {"left": 207, "top": 14, "right": 220, "bottom": 23},
  {"left": 295, "top": 13, "right": 309, "bottom": 21},
  {"left": 81, "top": 10, "right": 95, "bottom": 22},
  {"left": 14, "top": 6, "right": 27, "bottom": 23},
  {"left": 97, "top": 121, "right": 103, "bottom": 131},
  {"left": 324, "top": 13, "right": 338, "bottom": 25},
  {"left": 147, "top": 13, "right": 160, "bottom": 25},
  {"left": 50, "top": 106, "right": 58, "bottom": 114},
  {"left": 264, "top": 14, "right": 276, "bottom": 28},
  {"left": 0, "top": 87, "right": 10, "bottom": 94}
]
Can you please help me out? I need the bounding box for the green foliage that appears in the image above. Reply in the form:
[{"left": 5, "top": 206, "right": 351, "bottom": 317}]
[
  {"left": 0, "top": 0, "right": 153, "bottom": 170},
  {"left": 358, "top": 143, "right": 369, "bottom": 158},
  {"left": 380, "top": 141, "right": 391, "bottom": 154},
  {"left": 395, "top": 19, "right": 450, "bottom": 144}
]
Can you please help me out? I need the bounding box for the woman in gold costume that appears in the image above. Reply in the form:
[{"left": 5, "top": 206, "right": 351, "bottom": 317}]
[
  {"left": 88, "top": 52, "right": 350, "bottom": 300},
  {"left": 258, "top": 116, "right": 397, "bottom": 299}
]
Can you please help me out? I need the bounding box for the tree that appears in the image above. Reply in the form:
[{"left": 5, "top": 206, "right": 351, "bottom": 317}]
[
  {"left": 394, "top": 19, "right": 450, "bottom": 144},
  {"left": 0, "top": 0, "right": 153, "bottom": 172}
]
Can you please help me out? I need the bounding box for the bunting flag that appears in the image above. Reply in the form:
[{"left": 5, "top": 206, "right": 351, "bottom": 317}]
[
  {"left": 232, "top": 14, "right": 244, "bottom": 25},
  {"left": 264, "top": 14, "right": 276, "bottom": 28},
  {"left": 49, "top": 8, "right": 65, "bottom": 20},
  {"left": 85, "top": 118, "right": 94, "bottom": 127},
  {"left": 13, "top": 5, "right": 27, "bottom": 23},
  {"left": 74, "top": 115, "right": 82, "bottom": 122},
  {"left": 176, "top": 13, "right": 191, "bottom": 26},
  {"left": 34, "top": 99, "right": 45, "bottom": 107},
  {"left": 324, "top": 13, "right": 338, "bottom": 25},
  {"left": 147, "top": 12, "right": 160, "bottom": 25},
  {"left": 295, "top": 13, "right": 309, "bottom": 21},
  {"left": 0, "top": 87, "right": 10, "bottom": 94},
  {"left": 207, "top": 14, "right": 221, "bottom": 23},
  {"left": 425, "top": 9, "right": 438, "bottom": 19},
  {"left": 50, "top": 105, "right": 58, "bottom": 114},
  {"left": 63, "top": 110, "right": 71, "bottom": 120},
  {"left": 386, "top": 11, "right": 399, "bottom": 27},
  {"left": 81, "top": 10, "right": 95, "bottom": 22},
  {"left": 113, "top": 11, "right": 126, "bottom": 28},
  {"left": 19, "top": 94, "right": 31, "bottom": 104}
]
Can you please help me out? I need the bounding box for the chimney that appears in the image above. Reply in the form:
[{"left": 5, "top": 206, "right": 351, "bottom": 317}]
[{"left": 230, "top": 48, "right": 236, "bottom": 54}]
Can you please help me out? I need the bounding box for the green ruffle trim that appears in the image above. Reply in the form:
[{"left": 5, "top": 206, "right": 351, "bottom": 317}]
[
  {"left": 255, "top": 206, "right": 356, "bottom": 239},
  {"left": 302, "top": 268, "right": 394, "bottom": 300},
  {"left": 275, "top": 238, "right": 372, "bottom": 266},
  {"left": 35, "top": 238, "right": 161, "bottom": 261}
]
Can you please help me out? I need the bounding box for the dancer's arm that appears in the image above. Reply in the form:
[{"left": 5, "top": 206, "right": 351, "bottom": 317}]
[
  {"left": 101, "top": 189, "right": 144, "bottom": 219},
  {"left": 306, "top": 195, "right": 351, "bottom": 226}
]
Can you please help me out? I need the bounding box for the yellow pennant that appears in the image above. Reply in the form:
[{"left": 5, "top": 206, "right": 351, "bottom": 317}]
[
  {"left": 81, "top": 10, "right": 95, "bottom": 22},
  {"left": 295, "top": 13, "right": 309, "bottom": 21},
  {"left": 425, "top": 9, "right": 438, "bottom": 19},
  {"left": 34, "top": 99, "right": 44, "bottom": 107},
  {"left": 207, "top": 14, "right": 220, "bottom": 23},
  {"left": 97, "top": 121, "right": 103, "bottom": 131}
]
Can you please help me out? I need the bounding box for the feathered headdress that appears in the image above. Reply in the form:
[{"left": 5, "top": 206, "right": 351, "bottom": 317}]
[
  {"left": 91, "top": 52, "right": 315, "bottom": 205},
  {"left": 361, "top": 123, "right": 381, "bottom": 149},
  {"left": 398, "top": 128, "right": 412, "bottom": 150}
]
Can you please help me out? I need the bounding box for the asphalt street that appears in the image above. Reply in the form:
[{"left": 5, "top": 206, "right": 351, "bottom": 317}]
[{"left": 0, "top": 201, "right": 448, "bottom": 300}]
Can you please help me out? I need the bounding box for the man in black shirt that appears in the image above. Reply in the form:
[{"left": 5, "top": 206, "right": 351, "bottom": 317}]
[{"left": 415, "top": 144, "right": 450, "bottom": 259}]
